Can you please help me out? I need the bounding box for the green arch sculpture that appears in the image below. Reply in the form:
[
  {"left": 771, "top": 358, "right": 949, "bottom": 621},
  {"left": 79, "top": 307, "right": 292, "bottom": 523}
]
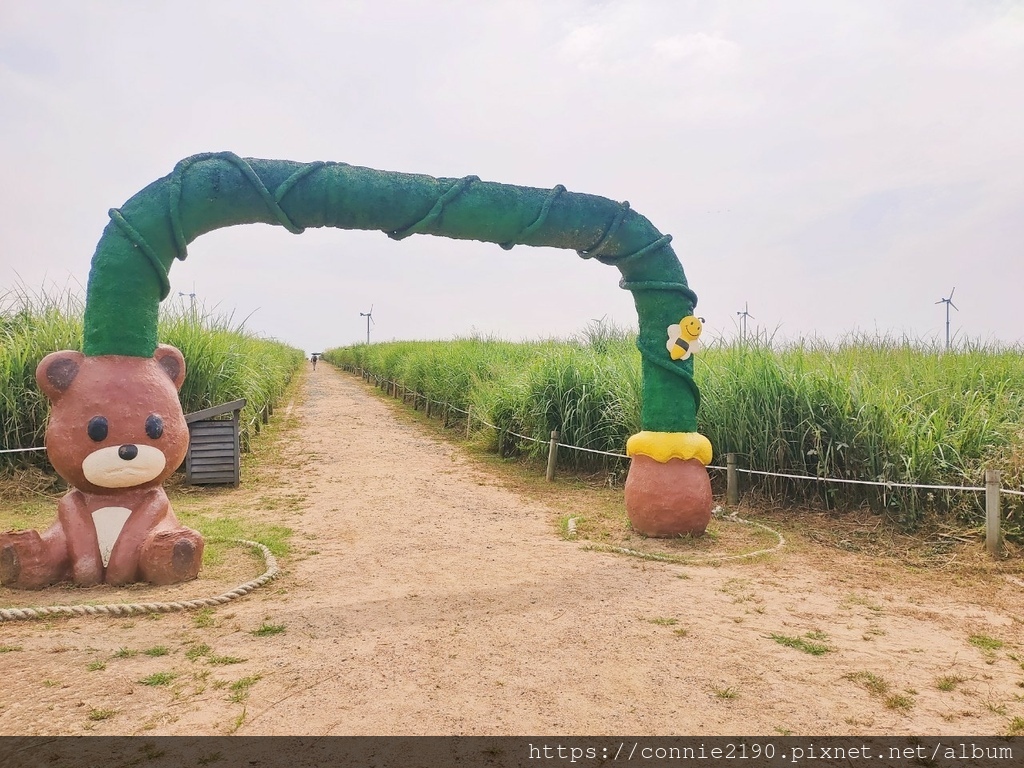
[{"left": 86, "top": 152, "right": 713, "bottom": 535}]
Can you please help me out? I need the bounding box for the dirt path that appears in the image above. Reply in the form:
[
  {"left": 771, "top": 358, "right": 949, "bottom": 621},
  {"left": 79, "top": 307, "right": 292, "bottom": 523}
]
[{"left": 1, "top": 363, "right": 1023, "bottom": 736}]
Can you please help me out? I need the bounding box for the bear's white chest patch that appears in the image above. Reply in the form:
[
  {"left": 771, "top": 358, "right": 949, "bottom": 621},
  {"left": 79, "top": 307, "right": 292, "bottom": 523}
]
[{"left": 92, "top": 507, "right": 132, "bottom": 568}]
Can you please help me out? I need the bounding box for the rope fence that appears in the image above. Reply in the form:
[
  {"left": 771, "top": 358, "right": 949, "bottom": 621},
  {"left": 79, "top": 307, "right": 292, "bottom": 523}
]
[{"left": 348, "top": 365, "right": 1020, "bottom": 556}]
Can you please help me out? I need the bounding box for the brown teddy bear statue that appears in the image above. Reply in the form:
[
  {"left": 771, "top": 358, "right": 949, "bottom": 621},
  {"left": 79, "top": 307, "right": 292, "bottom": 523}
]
[{"left": 0, "top": 345, "right": 204, "bottom": 589}]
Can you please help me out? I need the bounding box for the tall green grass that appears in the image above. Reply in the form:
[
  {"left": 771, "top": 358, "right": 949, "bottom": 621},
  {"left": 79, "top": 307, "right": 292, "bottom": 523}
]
[
  {"left": 325, "top": 328, "right": 1024, "bottom": 528},
  {"left": 0, "top": 287, "right": 305, "bottom": 473}
]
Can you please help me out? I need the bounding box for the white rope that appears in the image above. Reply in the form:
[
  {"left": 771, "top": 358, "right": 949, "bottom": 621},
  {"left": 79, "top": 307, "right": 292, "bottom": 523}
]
[
  {"left": 0, "top": 447, "right": 47, "bottom": 454},
  {"left": 556, "top": 442, "right": 628, "bottom": 459},
  {"left": 585, "top": 507, "right": 785, "bottom": 564},
  {"left": 732, "top": 466, "right": 986, "bottom": 493},
  {"left": 0, "top": 538, "right": 279, "bottom": 623}
]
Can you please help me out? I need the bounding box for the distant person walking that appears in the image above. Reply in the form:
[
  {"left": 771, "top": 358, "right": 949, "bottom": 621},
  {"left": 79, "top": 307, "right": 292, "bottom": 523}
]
[{"left": 311, "top": 354, "right": 318, "bottom": 370}]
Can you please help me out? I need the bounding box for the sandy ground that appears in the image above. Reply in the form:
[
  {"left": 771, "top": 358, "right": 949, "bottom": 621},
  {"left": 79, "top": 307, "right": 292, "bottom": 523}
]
[{"left": 1, "top": 362, "right": 1023, "bottom": 737}]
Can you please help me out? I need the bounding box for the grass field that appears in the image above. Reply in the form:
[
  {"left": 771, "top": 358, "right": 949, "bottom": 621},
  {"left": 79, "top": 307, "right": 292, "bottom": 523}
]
[{"left": 0, "top": 287, "right": 305, "bottom": 474}]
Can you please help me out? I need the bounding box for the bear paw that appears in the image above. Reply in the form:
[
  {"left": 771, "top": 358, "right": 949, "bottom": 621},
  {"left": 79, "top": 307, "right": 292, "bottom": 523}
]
[
  {"left": 0, "top": 530, "right": 70, "bottom": 589},
  {"left": 140, "top": 528, "right": 204, "bottom": 586},
  {"left": 0, "top": 540, "right": 20, "bottom": 586}
]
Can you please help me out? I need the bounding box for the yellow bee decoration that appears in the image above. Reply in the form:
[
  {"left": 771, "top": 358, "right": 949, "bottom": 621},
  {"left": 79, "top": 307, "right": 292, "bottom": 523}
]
[{"left": 666, "top": 315, "right": 704, "bottom": 361}]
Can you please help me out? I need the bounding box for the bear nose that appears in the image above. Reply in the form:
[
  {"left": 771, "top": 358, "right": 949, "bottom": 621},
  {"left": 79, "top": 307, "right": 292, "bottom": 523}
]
[{"left": 118, "top": 444, "right": 139, "bottom": 461}]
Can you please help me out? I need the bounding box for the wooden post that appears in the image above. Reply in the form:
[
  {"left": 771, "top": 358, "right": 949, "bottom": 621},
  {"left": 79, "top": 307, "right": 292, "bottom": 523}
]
[
  {"left": 986, "top": 469, "right": 1002, "bottom": 557},
  {"left": 466, "top": 407, "right": 472, "bottom": 439},
  {"left": 546, "top": 430, "right": 560, "bottom": 482},
  {"left": 443, "top": 405, "right": 450, "bottom": 428},
  {"left": 727, "top": 453, "right": 739, "bottom": 506},
  {"left": 425, "top": 399, "right": 431, "bottom": 418},
  {"left": 261, "top": 406, "right": 269, "bottom": 425}
]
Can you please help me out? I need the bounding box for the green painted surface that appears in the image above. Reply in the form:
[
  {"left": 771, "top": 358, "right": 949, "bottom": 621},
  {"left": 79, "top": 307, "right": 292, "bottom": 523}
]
[{"left": 83, "top": 153, "right": 700, "bottom": 432}]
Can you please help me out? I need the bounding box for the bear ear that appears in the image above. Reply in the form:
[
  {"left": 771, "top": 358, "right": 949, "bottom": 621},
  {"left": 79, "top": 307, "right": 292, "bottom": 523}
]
[
  {"left": 153, "top": 344, "right": 186, "bottom": 391},
  {"left": 36, "top": 350, "right": 85, "bottom": 402}
]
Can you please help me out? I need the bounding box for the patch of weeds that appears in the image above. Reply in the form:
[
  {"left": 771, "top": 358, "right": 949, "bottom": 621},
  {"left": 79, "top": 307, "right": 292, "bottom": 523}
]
[
  {"left": 138, "top": 671, "right": 178, "bottom": 687},
  {"left": 143, "top": 646, "right": 170, "bottom": 657},
  {"left": 42, "top": 679, "right": 59, "bottom": 687},
  {"left": 845, "top": 671, "right": 891, "bottom": 695},
  {"left": 0, "top": 645, "right": 23, "bottom": 653},
  {"left": 969, "top": 634, "right": 1004, "bottom": 651},
  {"left": 673, "top": 628, "right": 689, "bottom": 638},
  {"left": 250, "top": 622, "right": 286, "bottom": 637},
  {"left": 986, "top": 701, "right": 1008, "bottom": 716},
  {"left": 112, "top": 647, "right": 138, "bottom": 659},
  {"left": 769, "top": 633, "right": 831, "bottom": 656},
  {"left": 197, "top": 751, "right": 224, "bottom": 765},
  {"left": 845, "top": 594, "right": 884, "bottom": 613},
  {"left": 884, "top": 693, "right": 915, "bottom": 712},
  {"left": 648, "top": 617, "right": 679, "bottom": 626},
  {"left": 713, "top": 686, "right": 738, "bottom": 700},
  {"left": 228, "top": 675, "right": 262, "bottom": 703},
  {"left": 1007, "top": 717, "right": 1024, "bottom": 736},
  {"left": 186, "top": 644, "right": 212, "bottom": 661},
  {"left": 208, "top": 654, "right": 247, "bottom": 666},
  {"left": 227, "top": 707, "right": 247, "bottom": 735},
  {"left": 87, "top": 708, "right": 117, "bottom": 721},
  {"left": 936, "top": 674, "right": 966, "bottom": 692},
  {"left": 193, "top": 608, "right": 216, "bottom": 628},
  {"left": 87, "top": 661, "right": 106, "bottom": 672}
]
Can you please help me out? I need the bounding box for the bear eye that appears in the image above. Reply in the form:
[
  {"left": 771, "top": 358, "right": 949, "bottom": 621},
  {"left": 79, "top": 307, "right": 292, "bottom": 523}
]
[
  {"left": 87, "top": 416, "right": 108, "bottom": 442},
  {"left": 145, "top": 414, "right": 164, "bottom": 440}
]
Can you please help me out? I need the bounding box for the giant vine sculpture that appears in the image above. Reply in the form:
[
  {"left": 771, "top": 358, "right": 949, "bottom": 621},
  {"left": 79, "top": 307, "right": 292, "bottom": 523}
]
[{"left": 0, "top": 153, "right": 713, "bottom": 590}]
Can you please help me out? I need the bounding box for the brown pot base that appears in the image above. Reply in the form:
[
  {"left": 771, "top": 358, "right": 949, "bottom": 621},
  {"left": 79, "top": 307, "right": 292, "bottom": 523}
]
[{"left": 624, "top": 455, "right": 713, "bottom": 537}]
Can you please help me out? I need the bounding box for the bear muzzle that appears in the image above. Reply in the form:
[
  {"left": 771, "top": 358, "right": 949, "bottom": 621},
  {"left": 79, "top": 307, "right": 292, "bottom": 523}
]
[{"left": 81, "top": 444, "right": 167, "bottom": 488}]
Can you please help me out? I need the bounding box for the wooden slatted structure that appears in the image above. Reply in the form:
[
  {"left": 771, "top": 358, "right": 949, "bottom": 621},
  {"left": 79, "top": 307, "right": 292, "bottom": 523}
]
[{"left": 184, "top": 398, "right": 246, "bottom": 487}]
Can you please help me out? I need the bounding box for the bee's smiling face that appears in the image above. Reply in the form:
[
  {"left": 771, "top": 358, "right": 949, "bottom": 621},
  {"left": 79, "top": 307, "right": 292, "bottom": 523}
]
[{"left": 681, "top": 316, "right": 703, "bottom": 338}]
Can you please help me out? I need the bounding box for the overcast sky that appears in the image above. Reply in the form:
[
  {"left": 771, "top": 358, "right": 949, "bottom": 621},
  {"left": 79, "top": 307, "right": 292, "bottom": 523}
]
[{"left": 2, "top": 0, "right": 1022, "bottom": 352}]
